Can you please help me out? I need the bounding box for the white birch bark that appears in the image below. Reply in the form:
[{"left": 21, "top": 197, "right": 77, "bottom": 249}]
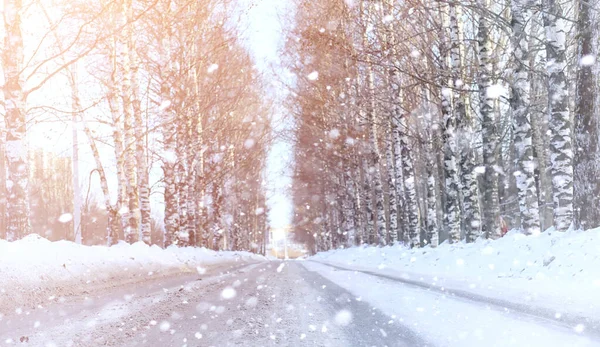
[
  {"left": 68, "top": 66, "right": 82, "bottom": 244},
  {"left": 130, "top": 42, "right": 151, "bottom": 244},
  {"left": 573, "top": 0, "right": 599, "bottom": 230},
  {"left": 478, "top": 2, "right": 502, "bottom": 239},
  {"left": 160, "top": 29, "right": 179, "bottom": 247},
  {"left": 449, "top": 2, "right": 482, "bottom": 242},
  {"left": 544, "top": 0, "right": 574, "bottom": 232},
  {"left": 3, "top": 0, "right": 31, "bottom": 239},
  {"left": 439, "top": 8, "right": 461, "bottom": 243},
  {"left": 511, "top": 0, "right": 541, "bottom": 235},
  {"left": 120, "top": 0, "right": 139, "bottom": 243},
  {"left": 82, "top": 121, "right": 121, "bottom": 244},
  {"left": 361, "top": 0, "right": 387, "bottom": 246}
]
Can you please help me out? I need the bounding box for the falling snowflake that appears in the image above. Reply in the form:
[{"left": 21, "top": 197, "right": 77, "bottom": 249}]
[
  {"left": 159, "top": 321, "right": 170, "bottom": 332},
  {"left": 580, "top": 55, "right": 595, "bottom": 66},
  {"left": 474, "top": 166, "right": 486, "bottom": 174},
  {"left": 244, "top": 139, "right": 255, "bottom": 149},
  {"left": 245, "top": 296, "right": 258, "bottom": 308},
  {"left": 307, "top": 71, "right": 319, "bottom": 81},
  {"left": 334, "top": 310, "right": 353, "bottom": 326},
  {"left": 486, "top": 84, "right": 506, "bottom": 99},
  {"left": 58, "top": 213, "right": 73, "bottom": 223},
  {"left": 158, "top": 100, "right": 171, "bottom": 111},
  {"left": 221, "top": 287, "right": 237, "bottom": 300},
  {"left": 207, "top": 64, "right": 219, "bottom": 73},
  {"left": 328, "top": 129, "right": 340, "bottom": 139}
]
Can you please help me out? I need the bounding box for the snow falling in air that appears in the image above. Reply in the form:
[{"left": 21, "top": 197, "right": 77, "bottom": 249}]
[
  {"left": 58, "top": 213, "right": 73, "bottom": 223},
  {"left": 195, "top": 332, "right": 202, "bottom": 339},
  {"left": 245, "top": 296, "right": 258, "bottom": 308},
  {"left": 307, "top": 71, "right": 319, "bottom": 80},
  {"left": 334, "top": 310, "right": 353, "bottom": 326},
  {"left": 196, "top": 266, "right": 206, "bottom": 275},
  {"left": 328, "top": 129, "right": 340, "bottom": 139},
  {"left": 221, "top": 287, "right": 237, "bottom": 300},
  {"left": 277, "top": 263, "right": 285, "bottom": 273},
  {"left": 486, "top": 84, "right": 506, "bottom": 99},
  {"left": 158, "top": 100, "right": 171, "bottom": 111},
  {"left": 207, "top": 64, "right": 219, "bottom": 73},
  {"left": 580, "top": 55, "right": 595, "bottom": 66},
  {"left": 474, "top": 166, "right": 486, "bottom": 174},
  {"left": 159, "top": 321, "right": 170, "bottom": 332},
  {"left": 574, "top": 324, "right": 585, "bottom": 333},
  {"left": 244, "top": 138, "right": 255, "bottom": 149},
  {"left": 441, "top": 87, "right": 452, "bottom": 98}
]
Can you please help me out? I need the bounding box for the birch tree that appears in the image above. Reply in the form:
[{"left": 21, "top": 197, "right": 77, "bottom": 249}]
[
  {"left": 573, "top": 0, "right": 600, "bottom": 231},
  {"left": 3, "top": 0, "right": 31, "bottom": 240},
  {"left": 544, "top": 0, "right": 574, "bottom": 232},
  {"left": 511, "top": 0, "right": 541, "bottom": 235}
]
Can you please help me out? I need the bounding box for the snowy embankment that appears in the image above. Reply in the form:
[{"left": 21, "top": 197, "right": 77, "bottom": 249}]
[
  {"left": 0, "top": 234, "right": 265, "bottom": 314},
  {"left": 311, "top": 229, "right": 600, "bottom": 325}
]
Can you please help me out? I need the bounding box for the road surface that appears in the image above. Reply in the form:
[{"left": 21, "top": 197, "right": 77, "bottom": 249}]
[
  {"left": 3, "top": 260, "right": 596, "bottom": 347},
  {"left": 0, "top": 261, "right": 423, "bottom": 347}
]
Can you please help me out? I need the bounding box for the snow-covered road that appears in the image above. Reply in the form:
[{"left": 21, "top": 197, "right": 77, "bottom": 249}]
[
  {"left": 1, "top": 260, "right": 596, "bottom": 346},
  {"left": 0, "top": 261, "right": 420, "bottom": 346}
]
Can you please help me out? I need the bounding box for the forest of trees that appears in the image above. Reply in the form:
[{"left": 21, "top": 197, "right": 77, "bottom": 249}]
[
  {"left": 0, "top": 0, "right": 270, "bottom": 252},
  {"left": 288, "top": 0, "right": 600, "bottom": 253}
]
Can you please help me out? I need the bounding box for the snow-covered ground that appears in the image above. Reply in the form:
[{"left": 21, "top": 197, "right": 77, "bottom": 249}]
[
  {"left": 0, "top": 234, "right": 265, "bottom": 315},
  {"left": 303, "top": 261, "right": 596, "bottom": 346},
  {"left": 310, "top": 229, "right": 600, "bottom": 334}
]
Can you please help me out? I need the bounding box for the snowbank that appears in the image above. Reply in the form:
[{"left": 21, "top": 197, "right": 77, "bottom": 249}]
[
  {"left": 311, "top": 229, "right": 600, "bottom": 322},
  {"left": 0, "top": 234, "right": 265, "bottom": 313}
]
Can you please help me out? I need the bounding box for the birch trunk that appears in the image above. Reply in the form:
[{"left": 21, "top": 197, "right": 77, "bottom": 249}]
[
  {"left": 436, "top": 6, "right": 461, "bottom": 243},
  {"left": 120, "top": 0, "right": 139, "bottom": 243},
  {"left": 544, "top": 0, "right": 574, "bottom": 232},
  {"left": 68, "top": 66, "right": 82, "bottom": 244},
  {"left": 425, "top": 134, "right": 439, "bottom": 247},
  {"left": 573, "top": 0, "right": 600, "bottom": 230},
  {"left": 361, "top": 155, "right": 374, "bottom": 244},
  {"left": 107, "top": 36, "right": 126, "bottom": 235},
  {"left": 478, "top": 4, "right": 502, "bottom": 239},
  {"left": 511, "top": 0, "right": 541, "bottom": 235},
  {"left": 440, "top": 74, "right": 461, "bottom": 241},
  {"left": 398, "top": 114, "right": 420, "bottom": 247},
  {"left": 0, "top": 111, "right": 5, "bottom": 239},
  {"left": 3, "top": 0, "right": 30, "bottom": 239},
  {"left": 160, "top": 33, "right": 179, "bottom": 247},
  {"left": 361, "top": 0, "right": 387, "bottom": 246},
  {"left": 82, "top": 122, "right": 121, "bottom": 244},
  {"left": 450, "top": 2, "right": 481, "bottom": 241},
  {"left": 366, "top": 69, "right": 387, "bottom": 246},
  {"left": 131, "top": 44, "right": 151, "bottom": 244}
]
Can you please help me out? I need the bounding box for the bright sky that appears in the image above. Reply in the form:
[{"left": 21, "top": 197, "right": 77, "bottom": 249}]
[
  {"left": 241, "top": 0, "right": 295, "bottom": 230},
  {"left": 23, "top": 0, "right": 296, "bottom": 232}
]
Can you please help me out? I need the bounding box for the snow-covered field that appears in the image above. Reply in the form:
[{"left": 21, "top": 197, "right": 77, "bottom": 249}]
[
  {"left": 310, "top": 229, "right": 600, "bottom": 330},
  {"left": 0, "top": 234, "right": 265, "bottom": 314}
]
